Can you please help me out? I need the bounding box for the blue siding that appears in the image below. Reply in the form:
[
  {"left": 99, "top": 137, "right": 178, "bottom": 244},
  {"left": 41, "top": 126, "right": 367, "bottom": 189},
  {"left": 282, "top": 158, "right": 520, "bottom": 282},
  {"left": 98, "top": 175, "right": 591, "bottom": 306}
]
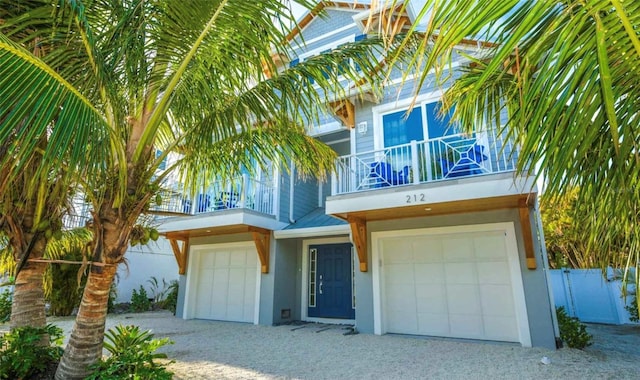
[
  {"left": 354, "top": 102, "right": 375, "bottom": 153},
  {"left": 292, "top": 176, "right": 319, "bottom": 221},
  {"left": 292, "top": 10, "right": 359, "bottom": 47}
]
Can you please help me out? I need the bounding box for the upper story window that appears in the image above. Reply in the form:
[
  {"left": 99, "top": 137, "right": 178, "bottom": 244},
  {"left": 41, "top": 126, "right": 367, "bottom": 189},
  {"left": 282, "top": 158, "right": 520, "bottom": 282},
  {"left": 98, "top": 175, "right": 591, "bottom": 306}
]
[{"left": 377, "top": 99, "right": 461, "bottom": 150}]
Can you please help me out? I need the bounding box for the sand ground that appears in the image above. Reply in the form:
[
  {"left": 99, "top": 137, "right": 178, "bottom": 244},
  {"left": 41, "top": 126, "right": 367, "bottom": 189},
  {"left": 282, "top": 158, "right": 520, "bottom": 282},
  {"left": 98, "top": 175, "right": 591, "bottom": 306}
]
[{"left": 33, "top": 311, "right": 640, "bottom": 379}]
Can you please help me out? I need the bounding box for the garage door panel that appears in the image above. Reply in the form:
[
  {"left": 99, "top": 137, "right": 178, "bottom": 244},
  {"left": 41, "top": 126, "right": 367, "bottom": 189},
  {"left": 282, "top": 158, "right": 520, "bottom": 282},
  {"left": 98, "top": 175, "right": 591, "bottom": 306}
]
[
  {"left": 383, "top": 240, "right": 414, "bottom": 263},
  {"left": 484, "top": 316, "right": 519, "bottom": 341},
  {"left": 417, "top": 313, "right": 449, "bottom": 335},
  {"left": 387, "top": 310, "right": 417, "bottom": 333},
  {"left": 214, "top": 251, "right": 230, "bottom": 266},
  {"left": 191, "top": 245, "right": 258, "bottom": 323},
  {"left": 473, "top": 233, "right": 507, "bottom": 259},
  {"left": 386, "top": 284, "right": 416, "bottom": 310},
  {"left": 477, "top": 261, "right": 511, "bottom": 285},
  {"left": 385, "top": 264, "right": 414, "bottom": 283},
  {"left": 414, "top": 263, "right": 445, "bottom": 283},
  {"left": 229, "top": 250, "right": 248, "bottom": 266},
  {"left": 413, "top": 238, "right": 443, "bottom": 263},
  {"left": 445, "top": 262, "right": 478, "bottom": 284},
  {"left": 447, "top": 284, "right": 481, "bottom": 314},
  {"left": 480, "top": 285, "right": 515, "bottom": 316},
  {"left": 449, "top": 314, "right": 484, "bottom": 338},
  {"left": 380, "top": 228, "right": 523, "bottom": 343},
  {"left": 442, "top": 236, "right": 473, "bottom": 261}
]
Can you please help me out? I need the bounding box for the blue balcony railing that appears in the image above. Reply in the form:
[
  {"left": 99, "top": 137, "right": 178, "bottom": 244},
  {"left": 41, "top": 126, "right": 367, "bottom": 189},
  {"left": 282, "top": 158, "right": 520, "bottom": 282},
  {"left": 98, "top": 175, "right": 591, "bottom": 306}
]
[{"left": 331, "top": 129, "right": 519, "bottom": 195}]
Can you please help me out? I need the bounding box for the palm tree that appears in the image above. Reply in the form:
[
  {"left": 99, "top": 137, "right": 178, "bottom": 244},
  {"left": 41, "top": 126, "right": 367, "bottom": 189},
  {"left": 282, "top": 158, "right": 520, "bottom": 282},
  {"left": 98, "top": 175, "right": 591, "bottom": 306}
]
[
  {"left": 1, "top": 1, "right": 398, "bottom": 378},
  {"left": 385, "top": 0, "right": 639, "bottom": 307}
]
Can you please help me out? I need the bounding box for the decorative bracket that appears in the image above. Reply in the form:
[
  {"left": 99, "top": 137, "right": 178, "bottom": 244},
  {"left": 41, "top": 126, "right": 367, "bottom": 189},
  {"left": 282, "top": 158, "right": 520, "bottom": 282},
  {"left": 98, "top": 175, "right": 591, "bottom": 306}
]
[
  {"left": 250, "top": 228, "right": 270, "bottom": 273},
  {"left": 348, "top": 217, "right": 368, "bottom": 272},
  {"left": 518, "top": 198, "right": 537, "bottom": 270},
  {"left": 329, "top": 99, "right": 355, "bottom": 128},
  {"left": 169, "top": 238, "right": 189, "bottom": 275}
]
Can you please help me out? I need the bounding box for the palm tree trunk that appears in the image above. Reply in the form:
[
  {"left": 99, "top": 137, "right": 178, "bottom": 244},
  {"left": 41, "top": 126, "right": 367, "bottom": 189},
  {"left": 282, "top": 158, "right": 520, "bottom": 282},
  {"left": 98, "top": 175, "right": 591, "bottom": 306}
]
[
  {"left": 54, "top": 263, "right": 117, "bottom": 380},
  {"left": 10, "top": 260, "right": 47, "bottom": 330}
]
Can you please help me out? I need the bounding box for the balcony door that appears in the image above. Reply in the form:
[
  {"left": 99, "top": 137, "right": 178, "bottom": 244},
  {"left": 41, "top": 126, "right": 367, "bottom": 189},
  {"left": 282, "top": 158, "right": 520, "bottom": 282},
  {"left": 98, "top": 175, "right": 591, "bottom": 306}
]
[{"left": 379, "top": 101, "right": 462, "bottom": 183}]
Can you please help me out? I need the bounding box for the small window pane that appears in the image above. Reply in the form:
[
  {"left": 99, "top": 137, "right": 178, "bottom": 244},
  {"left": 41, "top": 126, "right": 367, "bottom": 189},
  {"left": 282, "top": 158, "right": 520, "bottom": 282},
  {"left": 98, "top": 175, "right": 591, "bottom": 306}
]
[
  {"left": 382, "top": 107, "right": 423, "bottom": 147},
  {"left": 425, "top": 102, "right": 459, "bottom": 139}
]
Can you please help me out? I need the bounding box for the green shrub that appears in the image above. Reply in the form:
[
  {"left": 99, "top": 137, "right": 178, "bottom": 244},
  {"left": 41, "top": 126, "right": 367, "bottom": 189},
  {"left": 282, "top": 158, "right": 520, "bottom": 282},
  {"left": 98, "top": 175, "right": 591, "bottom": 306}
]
[
  {"left": 130, "top": 285, "right": 152, "bottom": 312},
  {"left": 0, "top": 290, "right": 11, "bottom": 323},
  {"left": 162, "top": 280, "right": 179, "bottom": 315},
  {"left": 556, "top": 306, "right": 593, "bottom": 349},
  {"left": 87, "top": 325, "right": 173, "bottom": 380},
  {"left": 0, "top": 324, "right": 64, "bottom": 379}
]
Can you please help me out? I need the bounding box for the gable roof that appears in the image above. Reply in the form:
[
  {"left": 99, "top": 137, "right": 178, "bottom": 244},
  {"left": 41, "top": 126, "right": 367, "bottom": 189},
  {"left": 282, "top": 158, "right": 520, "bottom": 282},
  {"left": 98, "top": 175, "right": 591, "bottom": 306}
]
[{"left": 285, "top": 1, "right": 372, "bottom": 43}]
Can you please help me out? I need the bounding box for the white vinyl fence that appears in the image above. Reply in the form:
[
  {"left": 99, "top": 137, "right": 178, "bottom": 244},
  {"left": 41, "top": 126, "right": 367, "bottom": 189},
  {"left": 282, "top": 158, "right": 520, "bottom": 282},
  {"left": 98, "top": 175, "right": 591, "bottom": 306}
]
[{"left": 550, "top": 268, "right": 637, "bottom": 325}]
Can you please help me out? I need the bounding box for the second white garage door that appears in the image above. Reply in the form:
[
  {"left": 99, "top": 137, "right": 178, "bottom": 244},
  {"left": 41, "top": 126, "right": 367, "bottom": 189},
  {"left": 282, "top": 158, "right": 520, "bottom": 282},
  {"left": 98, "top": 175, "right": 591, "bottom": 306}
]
[
  {"left": 373, "top": 223, "right": 530, "bottom": 345},
  {"left": 187, "top": 243, "right": 259, "bottom": 323}
]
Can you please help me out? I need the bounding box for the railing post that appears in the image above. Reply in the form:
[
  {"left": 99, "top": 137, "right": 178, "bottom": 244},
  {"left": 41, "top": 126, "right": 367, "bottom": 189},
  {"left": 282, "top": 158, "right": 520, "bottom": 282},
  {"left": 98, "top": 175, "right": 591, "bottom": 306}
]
[
  {"left": 242, "top": 173, "right": 249, "bottom": 209},
  {"left": 411, "top": 140, "right": 420, "bottom": 185},
  {"left": 331, "top": 170, "right": 338, "bottom": 196}
]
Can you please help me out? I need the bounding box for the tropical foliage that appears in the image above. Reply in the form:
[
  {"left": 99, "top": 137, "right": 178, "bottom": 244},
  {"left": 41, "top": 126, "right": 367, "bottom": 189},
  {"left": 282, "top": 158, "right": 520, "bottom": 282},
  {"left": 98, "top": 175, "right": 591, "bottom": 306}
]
[
  {"left": 44, "top": 228, "right": 92, "bottom": 316},
  {"left": 384, "top": 0, "right": 640, "bottom": 298},
  {"left": 86, "top": 325, "right": 173, "bottom": 380},
  {"left": 1, "top": 1, "right": 402, "bottom": 377},
  {"left": 0, "top": 324, "right": 64, "bottom": 379},
  {"left": 540, "top": 189, "right": 600, "bottom": 269},
  {"left": 556, "top": 306, "right": 593, "bottom": 349}
]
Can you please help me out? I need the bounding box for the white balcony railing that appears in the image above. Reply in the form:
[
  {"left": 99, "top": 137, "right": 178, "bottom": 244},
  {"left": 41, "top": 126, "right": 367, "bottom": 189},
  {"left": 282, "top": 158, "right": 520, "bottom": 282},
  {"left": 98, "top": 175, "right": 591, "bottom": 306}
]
[
  {"left": 150, "top": 174, "right": 276, "bottom": 216},
  {"left": 331, "top": 129, "right": 519, "bottom": 195},
  {"left": 62, "top": 214, "right": 91, "bottom": 230}
]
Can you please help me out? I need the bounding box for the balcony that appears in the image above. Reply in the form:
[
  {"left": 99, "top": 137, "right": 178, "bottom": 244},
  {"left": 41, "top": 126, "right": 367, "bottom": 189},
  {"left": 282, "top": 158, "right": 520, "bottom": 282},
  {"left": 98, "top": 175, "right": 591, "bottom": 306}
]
[
  {"left": 151, "top": 174, "right": 276, "bottom": 217},
  {"left": 331, "top": 129, "right": 519, "bottom": 195}
]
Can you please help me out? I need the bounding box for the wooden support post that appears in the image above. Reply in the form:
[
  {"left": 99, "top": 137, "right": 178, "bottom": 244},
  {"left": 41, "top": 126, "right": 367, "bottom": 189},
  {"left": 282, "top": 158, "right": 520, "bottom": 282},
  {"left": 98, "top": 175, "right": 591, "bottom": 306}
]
[
  {"left": 518, "top": 199, "right": 537, "bottom": 270},
  {"left": 349, "top": 217, "right": 368, "bottom": 272},
  {"left": 251, "top": 229, "right": 270, "bottom": 274},
  {"left": 169, "top": 238, "right": 189, "bottom": 275}
]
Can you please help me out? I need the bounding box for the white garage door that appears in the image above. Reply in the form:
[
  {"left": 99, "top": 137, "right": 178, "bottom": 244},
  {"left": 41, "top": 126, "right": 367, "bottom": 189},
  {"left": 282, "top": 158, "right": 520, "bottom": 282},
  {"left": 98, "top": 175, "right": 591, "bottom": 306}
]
[
  {"left": 377, "top": 225, "right": 527, "bottom": 343},
  {"left": 190, "top": 244, "right": 258, "bottom": 323}
]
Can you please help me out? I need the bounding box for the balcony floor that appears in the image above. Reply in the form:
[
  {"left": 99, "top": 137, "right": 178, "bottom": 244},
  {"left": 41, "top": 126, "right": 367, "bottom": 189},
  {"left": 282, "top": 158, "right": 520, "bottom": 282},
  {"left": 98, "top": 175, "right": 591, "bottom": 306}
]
[{"left": 326, "top": 172, "right": 536, "bottom": 222}]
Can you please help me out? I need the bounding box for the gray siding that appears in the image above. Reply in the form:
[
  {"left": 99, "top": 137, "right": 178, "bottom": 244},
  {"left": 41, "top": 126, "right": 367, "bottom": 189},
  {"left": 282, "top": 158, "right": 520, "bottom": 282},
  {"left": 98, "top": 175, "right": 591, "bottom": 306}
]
[
  {"left": 365, "top": 209, "right": 557, "bottom": 349},
  {"left": 271, "top": 239, "right": 303, "bottom": 323}
]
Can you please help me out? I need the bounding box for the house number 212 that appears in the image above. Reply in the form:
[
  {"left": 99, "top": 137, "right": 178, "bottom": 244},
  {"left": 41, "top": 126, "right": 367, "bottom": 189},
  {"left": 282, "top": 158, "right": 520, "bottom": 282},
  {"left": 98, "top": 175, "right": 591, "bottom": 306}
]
[{"left": 406, "top": 193, "right": 426, "bottom": 203}]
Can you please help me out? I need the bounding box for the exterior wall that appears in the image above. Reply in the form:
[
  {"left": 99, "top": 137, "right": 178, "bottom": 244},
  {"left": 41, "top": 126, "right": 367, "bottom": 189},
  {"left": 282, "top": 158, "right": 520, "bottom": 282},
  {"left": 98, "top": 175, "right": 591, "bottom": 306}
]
[
  {"left": 271, "top": 239, "right": 303, "bottom": 323},
  {"left": 365, "top": 209, "right": 557, "bottom": 349},
  {"left": 292, "top": 177, "right": 320, "bottom": 220},
  {"left": 116, "top": 237, "right": 179, "bottom": 303},
  {"left": 291, "top": 10, "right": 360, "bottom": 52}
]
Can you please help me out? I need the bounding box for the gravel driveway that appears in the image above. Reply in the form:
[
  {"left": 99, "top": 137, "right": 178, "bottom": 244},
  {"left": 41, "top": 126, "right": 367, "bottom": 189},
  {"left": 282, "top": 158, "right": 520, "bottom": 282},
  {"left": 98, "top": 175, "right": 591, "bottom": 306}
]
[{"left": 42, "top": 311, "right": 640, "bottom": 379}]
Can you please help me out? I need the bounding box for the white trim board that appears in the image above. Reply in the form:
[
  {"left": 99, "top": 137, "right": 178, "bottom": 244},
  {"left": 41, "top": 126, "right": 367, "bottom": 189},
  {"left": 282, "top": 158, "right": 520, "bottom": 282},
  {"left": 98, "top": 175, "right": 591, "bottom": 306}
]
[{"left": 371, "top": 222, "right": 532, "bottom": 347}]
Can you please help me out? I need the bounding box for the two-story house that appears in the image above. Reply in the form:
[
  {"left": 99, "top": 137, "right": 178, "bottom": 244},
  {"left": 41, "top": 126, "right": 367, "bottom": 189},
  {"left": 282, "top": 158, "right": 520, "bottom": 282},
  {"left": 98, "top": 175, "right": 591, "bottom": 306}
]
[{"left": 159, "top": 1, "right": 559, "bottom": 349}]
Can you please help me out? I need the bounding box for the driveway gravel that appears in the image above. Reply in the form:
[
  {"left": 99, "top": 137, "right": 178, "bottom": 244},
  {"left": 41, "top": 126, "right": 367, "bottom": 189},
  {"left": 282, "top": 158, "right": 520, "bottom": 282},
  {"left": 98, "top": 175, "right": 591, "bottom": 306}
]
[{"left": 32, "top": 312, "right": 640, "bottom": 379}]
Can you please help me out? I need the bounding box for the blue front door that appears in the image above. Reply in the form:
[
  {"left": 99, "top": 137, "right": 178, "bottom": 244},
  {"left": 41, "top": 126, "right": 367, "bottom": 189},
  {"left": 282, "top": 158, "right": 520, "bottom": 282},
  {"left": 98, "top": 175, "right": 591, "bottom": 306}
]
[{"left": 308, "top": 243, "right": 354, "bottom": 319}]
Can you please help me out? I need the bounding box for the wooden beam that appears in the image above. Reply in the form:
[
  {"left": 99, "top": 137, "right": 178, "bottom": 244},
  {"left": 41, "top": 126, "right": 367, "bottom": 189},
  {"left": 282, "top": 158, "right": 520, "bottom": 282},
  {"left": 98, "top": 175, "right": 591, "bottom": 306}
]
[
  {"left": 251, "top": 229, "right": 270, "bottom": 273},
  {"left": 169, "top": 238, "right": 189, "bottom": 275},
  {"left": 348, "top": 217, "right": 368, "bottom": 272},
  {"left": 518, "top": 199, "right": 537, "bottom": 270}
]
